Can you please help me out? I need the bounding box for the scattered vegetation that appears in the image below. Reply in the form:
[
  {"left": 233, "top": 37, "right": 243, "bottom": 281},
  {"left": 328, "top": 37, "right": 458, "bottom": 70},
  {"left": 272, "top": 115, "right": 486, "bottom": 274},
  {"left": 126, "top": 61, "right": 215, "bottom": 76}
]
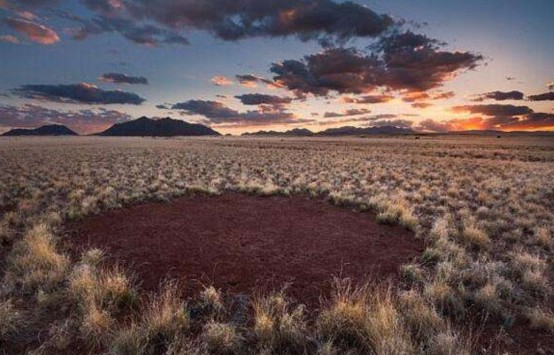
[{"left": 0, "top": 135, "right": 552, "bottom": 353}]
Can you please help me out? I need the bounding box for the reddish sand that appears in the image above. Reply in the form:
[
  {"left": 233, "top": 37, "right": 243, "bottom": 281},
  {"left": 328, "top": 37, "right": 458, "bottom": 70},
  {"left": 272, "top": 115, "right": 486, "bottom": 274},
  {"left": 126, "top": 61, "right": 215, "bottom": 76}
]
[{"left": 65, "top": 193, "right": 422, "bottom": 305}]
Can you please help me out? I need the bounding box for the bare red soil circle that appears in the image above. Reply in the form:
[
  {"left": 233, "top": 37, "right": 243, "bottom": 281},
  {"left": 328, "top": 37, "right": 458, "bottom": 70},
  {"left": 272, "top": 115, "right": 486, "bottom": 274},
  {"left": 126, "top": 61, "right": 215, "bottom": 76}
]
[{"left": 65, "top": 193, "right": 423, "bottom": 305}]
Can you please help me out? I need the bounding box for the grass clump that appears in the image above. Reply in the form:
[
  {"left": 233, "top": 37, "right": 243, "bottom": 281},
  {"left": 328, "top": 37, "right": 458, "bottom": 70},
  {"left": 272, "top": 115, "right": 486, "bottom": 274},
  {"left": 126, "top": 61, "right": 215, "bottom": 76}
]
[
  {"left": 6, "top": 223, "right": 69, "bottom": 293},
  {"left": 0, "top": 299, "right": 23, "bottom": 339},
  {"left": 253, "top": 290, "right": 307, "bottom": 352},
  {"left": 203, "top": 321, "right": 242, "bottom": 354},
  {"left": 317, "top": 279, "right": 414, "bottom": 354}
]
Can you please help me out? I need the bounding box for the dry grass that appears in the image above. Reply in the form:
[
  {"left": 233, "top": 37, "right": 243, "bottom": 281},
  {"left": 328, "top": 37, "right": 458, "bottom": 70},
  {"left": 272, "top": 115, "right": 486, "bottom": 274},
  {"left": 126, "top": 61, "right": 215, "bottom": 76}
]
[
  {"left": 0, "top": 298, "right": 22, "bottom": 339},
  {"left": 0, "top": 135, "right": 552, "bottom": 353},
  {"left": 5, "top": 223, "right": 69, "bottom": 293}
]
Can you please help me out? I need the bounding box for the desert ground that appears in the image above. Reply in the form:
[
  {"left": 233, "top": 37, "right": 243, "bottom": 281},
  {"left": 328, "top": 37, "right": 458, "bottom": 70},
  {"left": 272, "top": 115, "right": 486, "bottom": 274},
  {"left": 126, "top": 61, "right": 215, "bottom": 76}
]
[{"left": 0, "top": 135, "right": 553, "bottom": 354}]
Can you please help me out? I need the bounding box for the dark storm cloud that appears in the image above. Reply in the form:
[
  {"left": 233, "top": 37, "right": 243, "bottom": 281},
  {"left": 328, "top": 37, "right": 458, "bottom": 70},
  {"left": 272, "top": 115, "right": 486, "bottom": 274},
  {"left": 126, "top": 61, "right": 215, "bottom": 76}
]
[
  {"left": 527, "top": 92, "right": 554, "bottom": 101},
  {"left": 270, "top": 32, "right": 483, "bottom": 97},
  {"left": 472, "top": 90, "right": 525, "bottom": 102},
  {"left": 13, "top": 83, "right": 146, "bottom": 105},
  {"left": 323, "top": 108, "right": 371, "bottom": 118},
  {"left": 0, "top": 104, "right": 131, "bottom": 134},
  {"left": 170, "top": 99, "right": 302, "bottom": 126},
  {"left": 234, "top": 94, "right": 292, "bottom": 106},
  {"left": 123, "top": 0, "right": 395, "bottom": 43},
  {"left": 452, "top": 104, "right": 533, "bottom": 116},
  {"left": 341, "top": 94, "right": 394, "bottom": 104},
  {"left": 99, "top": 73, "right": 149, "bottom": 85}
]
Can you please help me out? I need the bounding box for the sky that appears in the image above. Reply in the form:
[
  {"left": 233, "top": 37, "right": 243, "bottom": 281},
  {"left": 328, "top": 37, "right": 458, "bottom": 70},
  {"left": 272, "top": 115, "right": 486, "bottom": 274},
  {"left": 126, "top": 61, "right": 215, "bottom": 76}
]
[{"left": 0, "top": 0, "right": 553, "bottom": 135}]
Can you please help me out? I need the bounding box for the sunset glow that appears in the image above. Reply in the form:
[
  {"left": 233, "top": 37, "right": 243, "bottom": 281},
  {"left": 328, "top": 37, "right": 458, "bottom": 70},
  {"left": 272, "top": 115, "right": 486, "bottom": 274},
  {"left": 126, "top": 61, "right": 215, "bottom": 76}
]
[{"left": 0, "top": 0, "right": 552, "bottom": 134}]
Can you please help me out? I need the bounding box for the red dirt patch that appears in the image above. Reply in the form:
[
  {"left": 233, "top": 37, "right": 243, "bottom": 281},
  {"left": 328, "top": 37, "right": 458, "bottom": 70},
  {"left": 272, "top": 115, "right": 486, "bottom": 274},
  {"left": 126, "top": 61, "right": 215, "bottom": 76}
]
[{"left": 65, "top": 194, "right": 422, "bottom": 305}]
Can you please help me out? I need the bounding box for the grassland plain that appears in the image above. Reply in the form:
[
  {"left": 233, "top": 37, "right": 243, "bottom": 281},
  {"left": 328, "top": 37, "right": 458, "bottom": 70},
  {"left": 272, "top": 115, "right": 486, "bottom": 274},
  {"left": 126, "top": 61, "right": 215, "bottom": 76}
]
[{"left": 0, "top": 135, "right": 552, "bottom": 354}]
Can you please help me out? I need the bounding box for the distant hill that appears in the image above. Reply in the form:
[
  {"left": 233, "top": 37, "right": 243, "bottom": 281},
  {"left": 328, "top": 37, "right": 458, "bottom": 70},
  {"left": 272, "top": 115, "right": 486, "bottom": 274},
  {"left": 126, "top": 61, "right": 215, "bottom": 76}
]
[
  {"left": 447, "top": 130, "right": 554, "bottom": 137},
  {"left": 243, "top": 126, "right": 415, "bottom": 137},
  {"left": 318, "top": 125, "right": 416, "bottom": 136},
  {"left": 243, "top": 128, "right": 314, "bottom": 137},
  {"left": 97, "top": 117, "right": 220, "bottom": 137},
  {"left": 2, "top": 124, "right": 78, "bottom": 136}
]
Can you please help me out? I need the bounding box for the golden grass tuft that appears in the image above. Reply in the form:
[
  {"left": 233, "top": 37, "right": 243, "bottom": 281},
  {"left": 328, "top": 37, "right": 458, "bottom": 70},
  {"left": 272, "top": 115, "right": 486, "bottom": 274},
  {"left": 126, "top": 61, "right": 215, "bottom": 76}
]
[
  {"left": 6, "top": 223, "right": 69, "bottom": 293},
  {"left": 253, "top": 290, "right": 307, "bottom": 352},
  {"left": 203, "top": 321, "right": 242, "bottom": 354}
]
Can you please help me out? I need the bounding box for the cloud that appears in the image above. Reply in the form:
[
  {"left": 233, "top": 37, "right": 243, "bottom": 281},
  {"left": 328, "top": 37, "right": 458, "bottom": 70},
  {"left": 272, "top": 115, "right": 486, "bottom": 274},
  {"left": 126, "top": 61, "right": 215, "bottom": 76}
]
[
  {"left": 527, "top": 92, "right": 554, "bottom": 101},
  {"left": 270, "top": 32, "right": 482, "bottom": 97},
  {"left": 318, "top": 114, "right": 416, "bottom": 127},
  {"left": 318, "top": 116, "right": 372, "bottom": 126},
  {"left": 548, "top": 82, "right": 554, "bottom": 91},
  {"left": 50, "top": 0, "right": 394, "bottom": 47},
  {"left": 0, "top": 34, "right": 19, "bottom": 43},
  {"left": 3, "top": 17, "right": 60, "bottom": 44},
  {"left": 416, "top": 119, "right": 451, "bottom": 133},
  {"left": 99, "top": 73, "right": 149, "bottom": 85},
  {"left": 13, "top": 82, "right": 146, "bottom": 105},
  {"left": 418, "top": 104, "right": 554, "bottom": 131},
  {"left": 367, "top": 114, "right": 400, "bottom": 120},
  {"left": 0, "top": 104, "right": 131, "bottom": 134},
  {"left": 123, "top": 0, "right": 395, "bottom": 44},
  {"left": 419, "top": 113, "right": 554, "bottom": 132},
  {"left": 170, "top": 99, "right": 304, "bottom": 126},
  {"left": 211, "top": 75, "right": 233, "bottom": 86},
  {"left": 235, "top": 74, "right": 276, "bottom": 88},
  {"left": 367, "top": 119, "right": 413, "bottom": 128},
  {"left": 472, "top": 90, "right": 524, "bottom": 102},
  {"left": 340, "top": 94, "right": 394, "bottom": 104},
  {"left": 60, "top": 12, "right": 190, "bottom": 46},
  {"left": 11, "top": 0, "right": 62, "bottom": 7},
  {"left": 411, "top": 102, "right": 432, "bottom": 109},
  {"left": 234, "top": 94, "right": 292, "bottom": 106},
  {"left": 452, "top": 104, "right": 533, "bottom": 116},
  {"left": 432, "top": 91, "right": 455, "bottom": 100},
  {"left": 323, "top": 108, "right": 371, "bottom": 118}
]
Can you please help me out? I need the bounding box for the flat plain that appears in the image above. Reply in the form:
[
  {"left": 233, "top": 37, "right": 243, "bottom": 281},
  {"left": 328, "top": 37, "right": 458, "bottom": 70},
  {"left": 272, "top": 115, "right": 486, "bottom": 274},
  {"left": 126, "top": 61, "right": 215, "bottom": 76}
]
[{"left": 0, "top": 135, "right": 553, "bottom": 354}]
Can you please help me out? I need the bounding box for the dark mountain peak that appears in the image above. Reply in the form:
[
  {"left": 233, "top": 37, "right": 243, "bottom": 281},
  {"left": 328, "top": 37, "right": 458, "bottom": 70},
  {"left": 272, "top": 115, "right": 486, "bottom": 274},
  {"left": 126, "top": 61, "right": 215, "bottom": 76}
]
[
  {"left": 243, "top": 128, "right": 314, "bottom": 137},
  {"left": 2, "top": 124, "right": 78, "bottom": 136},
  {"left": 96, "top": 116, "right": 220, "bottom": 137}
]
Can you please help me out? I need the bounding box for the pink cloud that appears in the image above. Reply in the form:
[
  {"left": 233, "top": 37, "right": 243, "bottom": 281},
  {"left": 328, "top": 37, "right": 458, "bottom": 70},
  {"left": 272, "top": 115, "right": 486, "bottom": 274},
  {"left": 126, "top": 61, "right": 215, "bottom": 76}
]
[
  {"left": 4, "top": 18, "right": 60, "bottom": 45},
  {"left": 0, "top": 35, "right": 19, "bottom": 43},
  {"left": 211, "top": 75, "right": 233, "bottom": 86}
]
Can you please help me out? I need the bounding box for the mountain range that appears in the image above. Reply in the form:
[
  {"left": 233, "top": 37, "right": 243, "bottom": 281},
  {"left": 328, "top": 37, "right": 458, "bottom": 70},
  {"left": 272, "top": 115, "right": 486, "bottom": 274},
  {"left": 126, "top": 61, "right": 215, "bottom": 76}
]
[
  {"left": 3, "top": 118, "right": 552, "bottom": 137},
  {"left": 2, "top": 124, "right": 78, "bottom": 136},
  {"left": 96, "top": 117, "right": 220, "bottom": 136},
  {"left": 243, "top": 125, "right": 415, "bottom": 136}
]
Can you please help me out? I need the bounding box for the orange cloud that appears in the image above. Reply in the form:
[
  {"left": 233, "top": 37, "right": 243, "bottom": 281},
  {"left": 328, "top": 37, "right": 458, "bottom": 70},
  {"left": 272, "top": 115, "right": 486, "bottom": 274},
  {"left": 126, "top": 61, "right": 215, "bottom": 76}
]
[
  {"left": 211, "top": 75, "right": 233, "bottom": 86},
  {"left": 4, "top": 18, "right": 60, "bottom": 45}
]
